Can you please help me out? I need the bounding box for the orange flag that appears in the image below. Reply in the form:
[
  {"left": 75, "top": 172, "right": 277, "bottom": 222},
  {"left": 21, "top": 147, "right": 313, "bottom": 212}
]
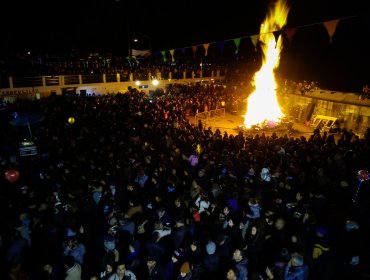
[
  {"left": 323, "top": 19, "right": 339, "bottom": 43},
  {"left": 284, "top": 27, "right": 298, "bottom": 45},
  {"left": 203, "top": 43, "right": 210, "bottom": 56},
  {"left": 192, "top": 46, "right": 197, "bottom": 58}
]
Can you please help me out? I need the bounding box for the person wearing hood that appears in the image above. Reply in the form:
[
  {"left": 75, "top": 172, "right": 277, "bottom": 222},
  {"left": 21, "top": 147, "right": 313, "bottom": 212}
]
[
  {"left": 125, "top": 239, "right": 141, "bottom": 273},
  {"left": 202, "top": 241, "right": 220, "bottom": 278},
  {"left": 283, "top": 252, "right": 308, "bottom": 280}
]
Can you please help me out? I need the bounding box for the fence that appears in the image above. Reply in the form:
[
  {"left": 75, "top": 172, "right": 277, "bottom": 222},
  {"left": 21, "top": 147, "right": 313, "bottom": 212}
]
[{"left": 195, "top": 108, "right": 226, "bottom": 126}]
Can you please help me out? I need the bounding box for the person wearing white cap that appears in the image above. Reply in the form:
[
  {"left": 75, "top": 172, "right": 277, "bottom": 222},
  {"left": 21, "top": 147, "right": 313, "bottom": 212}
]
[{"left": 261, "top": 168, "right": 271, "bottom": 182}]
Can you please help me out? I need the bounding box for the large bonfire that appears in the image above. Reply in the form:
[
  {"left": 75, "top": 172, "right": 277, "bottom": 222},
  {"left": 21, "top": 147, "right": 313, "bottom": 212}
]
[{"left": 243, "top": 0, "right": 290, "bottom": 128}]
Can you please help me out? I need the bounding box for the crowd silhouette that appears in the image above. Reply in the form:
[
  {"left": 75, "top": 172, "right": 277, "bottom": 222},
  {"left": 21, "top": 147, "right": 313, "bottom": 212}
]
[{"left": 0, "top": 82, "right": 370, "bottom": 280}]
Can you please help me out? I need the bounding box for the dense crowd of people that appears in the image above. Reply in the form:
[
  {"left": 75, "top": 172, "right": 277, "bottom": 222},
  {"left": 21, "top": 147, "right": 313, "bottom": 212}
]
[{"left": 0, "top": 83, "right": 370, "bottom": 280}]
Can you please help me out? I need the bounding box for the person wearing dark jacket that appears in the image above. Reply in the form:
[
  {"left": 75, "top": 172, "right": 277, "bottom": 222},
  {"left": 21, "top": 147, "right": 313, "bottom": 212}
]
[
  {"left": 145, "top": 231, "right": 167, "bottom": 265},
  {"left": 231, "top": 248, "right": 248, "bottom": 280},
  {"left": 171, "top": 219, "right": 192, "bottom": 250},
  {"left": 4, "top": 229, "right": 29, "bottom": 268},
  {"left": 202, "top": 241, "right": 220, "bottom": 279},
  {"left": 215, "top": 234, "right": 233, "bottom": 276},
  {"left": 125, "top": 240, "right": 141, "bottom": 274},
  {"left": 244, "top": 223, "right": 264, "bottom": 277},
  {"left": 187, "top": 240, "right": 203, "bottom": 280},
  {"left": 311, "top": 228, "right": 333, "bottom": 280},
  {"left": 144, "top": 256, "right": 167, "bottom": 280}
]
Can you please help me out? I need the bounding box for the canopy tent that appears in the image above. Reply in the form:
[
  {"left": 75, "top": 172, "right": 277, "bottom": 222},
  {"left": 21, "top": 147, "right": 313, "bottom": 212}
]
[{"left": 9, "top": 113, "right": 44, "bottom": 139}]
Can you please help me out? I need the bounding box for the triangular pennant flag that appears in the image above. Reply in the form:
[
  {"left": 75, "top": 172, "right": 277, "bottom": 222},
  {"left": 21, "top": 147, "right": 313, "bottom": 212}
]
[
  {"left": 181, "top": 48, "right": 187, "bottom": 56},
  {"left": 161, "top": 51, "right": 167, "bottom": 62},
  {"left": 233, "top": 38, "right": 241, "bottom": 54},
  {"left": 169, "top": 49, "right": 175, "bottom": 62},
  {"left": 203, "top": 43, "right": 210, "bottom": 56},
  {"left": 273, "top": 30, "right": 282, "bottom": 47},
  {"left": 284, "top": 27, "right": 298, "bottom": 45},
  {"left": 131, "top": 49, "right": 151, "bottom": 57},
  {"left": 192, "top": 46, "right": 198, "bottom": 58},
  {"left": 323, "top": 19, "right": 339, "bottom": 43},
  {"left": 216, "top": 41, "right": 224, "bottom": 55},
  {"left": 250, "top": 35, "right": 259, "bottom": 51}
]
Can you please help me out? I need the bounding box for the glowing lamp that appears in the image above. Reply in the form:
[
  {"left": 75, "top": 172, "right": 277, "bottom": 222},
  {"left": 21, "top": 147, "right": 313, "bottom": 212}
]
[
  {"left": 5, "top": 169, "right": 20, "bottom": 183},
  {"left": 68, "top": 117, "right": 75, "bottom": 124}
]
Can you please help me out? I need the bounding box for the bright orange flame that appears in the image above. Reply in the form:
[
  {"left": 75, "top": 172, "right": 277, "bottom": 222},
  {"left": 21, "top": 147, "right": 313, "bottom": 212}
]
[{"left": 244, "top": 0, "right": 290, "bottom": 128}]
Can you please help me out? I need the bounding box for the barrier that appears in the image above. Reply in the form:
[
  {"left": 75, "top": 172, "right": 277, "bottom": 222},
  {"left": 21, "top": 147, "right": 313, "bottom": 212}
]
[{"left": 195, "top": 108, "right": 225, "bottom": 125}]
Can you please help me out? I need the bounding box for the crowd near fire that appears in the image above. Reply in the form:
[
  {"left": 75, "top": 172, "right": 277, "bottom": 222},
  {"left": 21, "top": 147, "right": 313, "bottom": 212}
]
[{"left": 0, "top": 0, "right": 370, "bottom": 280}]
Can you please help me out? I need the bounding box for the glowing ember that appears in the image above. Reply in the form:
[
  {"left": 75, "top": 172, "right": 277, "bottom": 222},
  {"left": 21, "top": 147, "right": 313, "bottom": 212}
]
[{"left": 244, "top": 0, "right": 290, "bottom": 128}]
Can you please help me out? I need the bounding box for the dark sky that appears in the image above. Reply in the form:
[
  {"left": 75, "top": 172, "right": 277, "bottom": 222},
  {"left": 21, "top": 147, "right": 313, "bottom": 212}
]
[
  {"left": 0, "top": 0, "right": 368, "bottom": 91},
  {"left": 0, "top": 0, "right": 365, "bottom": 54}
]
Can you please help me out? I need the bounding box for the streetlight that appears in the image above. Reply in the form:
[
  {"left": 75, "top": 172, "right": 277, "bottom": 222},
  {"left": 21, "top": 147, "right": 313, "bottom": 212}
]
[{"left": 152, "top": 79, "right": 159, "bottom": 86}]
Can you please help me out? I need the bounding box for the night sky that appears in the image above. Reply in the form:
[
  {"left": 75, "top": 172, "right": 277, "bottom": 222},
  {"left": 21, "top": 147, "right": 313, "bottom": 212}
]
[
  {"left": 0, "top": 0, "right": 364, "bottom": 53},
  {"left": 0, "top": 0, "right": 368, "bottom": 91}
]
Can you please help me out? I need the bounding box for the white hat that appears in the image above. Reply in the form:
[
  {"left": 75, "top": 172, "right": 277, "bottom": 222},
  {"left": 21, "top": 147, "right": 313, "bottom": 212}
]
[{"left": 261, "top": 168, "right": 271, "bottom": 182}]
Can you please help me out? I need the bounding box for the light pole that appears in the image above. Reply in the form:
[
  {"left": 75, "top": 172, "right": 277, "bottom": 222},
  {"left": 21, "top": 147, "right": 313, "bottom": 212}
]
[
  {"left": 128, "top": 37, "right": 131, "bottom": 58},
  {"left": 112, "top": 0, "right": 131, "bottom": 58}
]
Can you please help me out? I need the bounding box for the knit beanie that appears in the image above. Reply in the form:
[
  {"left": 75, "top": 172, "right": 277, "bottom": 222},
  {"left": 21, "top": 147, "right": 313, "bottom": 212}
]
[
  {"left": 206, "top": 241, "right": 216, "bottom": 255},
  {"left": 345, "top": 220, "right": 359, "bottom": 232},
  {"left": 180, "top": 262, "right": 190, "bottom": 274},
  {"left": 173, "top": 248, "right": 184, "bottom": 259},
  {"left": 291, "top": 252, "right": 304, "bottom": 266}
]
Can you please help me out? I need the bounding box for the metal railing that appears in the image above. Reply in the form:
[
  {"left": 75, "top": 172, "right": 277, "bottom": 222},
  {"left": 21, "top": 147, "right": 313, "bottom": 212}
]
[
  {"left": 1, "top": 69, "right": 221, "bottom": 93},
  {"left": 195, "top": 108, "right": 226, "bottom": 125}
]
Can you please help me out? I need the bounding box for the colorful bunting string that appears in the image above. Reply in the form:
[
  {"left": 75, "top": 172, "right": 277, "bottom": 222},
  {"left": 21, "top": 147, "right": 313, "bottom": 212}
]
[{"left": 157, "top": 14, "right": 358, "bottom": 62}]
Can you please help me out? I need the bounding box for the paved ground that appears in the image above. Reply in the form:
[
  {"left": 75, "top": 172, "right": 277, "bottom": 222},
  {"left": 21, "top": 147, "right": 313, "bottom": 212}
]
[{"left": 188, "top": 112, "right": 315, "bottom": 138}]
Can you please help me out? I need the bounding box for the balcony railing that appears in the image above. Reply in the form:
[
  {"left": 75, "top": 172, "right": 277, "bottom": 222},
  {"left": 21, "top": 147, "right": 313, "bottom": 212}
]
[{"left": 1, "top": 70, "right": 219, "bottom": 90}]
